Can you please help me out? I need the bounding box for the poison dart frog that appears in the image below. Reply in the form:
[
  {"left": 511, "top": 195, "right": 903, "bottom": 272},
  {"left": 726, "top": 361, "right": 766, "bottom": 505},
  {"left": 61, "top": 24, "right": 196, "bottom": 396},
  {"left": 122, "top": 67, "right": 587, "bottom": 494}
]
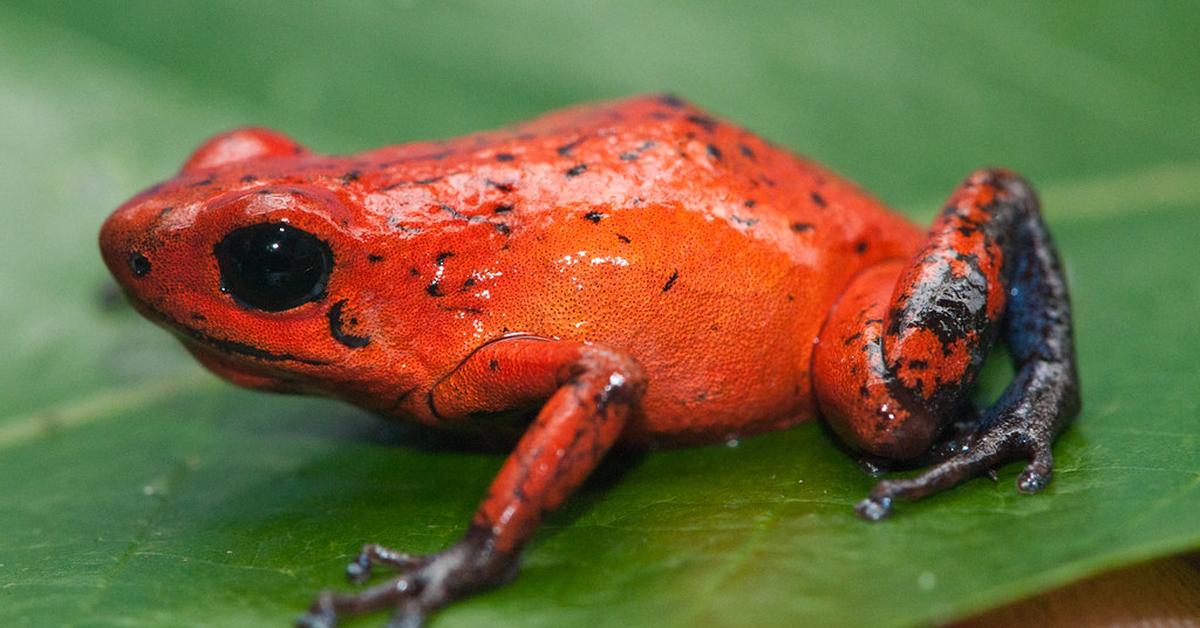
[{"left": 99, "top": 95, "right": 1081, "bottom": 627}]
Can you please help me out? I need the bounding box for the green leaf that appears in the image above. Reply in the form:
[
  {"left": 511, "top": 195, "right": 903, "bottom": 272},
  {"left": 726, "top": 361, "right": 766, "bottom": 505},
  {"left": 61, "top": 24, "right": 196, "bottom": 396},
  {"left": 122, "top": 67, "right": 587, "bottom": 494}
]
[{"left": 1, "top": 1, "right": 1196, "bottom": 626}]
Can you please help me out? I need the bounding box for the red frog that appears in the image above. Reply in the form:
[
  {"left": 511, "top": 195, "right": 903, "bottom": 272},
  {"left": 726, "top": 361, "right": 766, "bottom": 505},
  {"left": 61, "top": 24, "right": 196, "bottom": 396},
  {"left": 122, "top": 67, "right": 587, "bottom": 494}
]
[{"left": 99, "top": 95, "right": 1080, "bottom": 627}]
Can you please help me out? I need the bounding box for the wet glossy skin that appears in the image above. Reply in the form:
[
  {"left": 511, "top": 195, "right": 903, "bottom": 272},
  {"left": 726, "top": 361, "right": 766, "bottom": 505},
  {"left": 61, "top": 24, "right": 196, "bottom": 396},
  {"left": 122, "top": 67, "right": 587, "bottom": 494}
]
[
  {"left": 100, "top": 95, "right": 1079, "bottom": 627},
  {"left": 102, "top": 95, "right": 916, "bottom": 444}
]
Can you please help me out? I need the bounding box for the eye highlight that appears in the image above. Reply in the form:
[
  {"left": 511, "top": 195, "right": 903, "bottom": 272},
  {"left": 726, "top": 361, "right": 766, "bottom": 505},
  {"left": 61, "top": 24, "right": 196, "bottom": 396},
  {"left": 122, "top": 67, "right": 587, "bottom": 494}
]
[{"left": 214, "top": 223, "right": 333, "bottom": 312}]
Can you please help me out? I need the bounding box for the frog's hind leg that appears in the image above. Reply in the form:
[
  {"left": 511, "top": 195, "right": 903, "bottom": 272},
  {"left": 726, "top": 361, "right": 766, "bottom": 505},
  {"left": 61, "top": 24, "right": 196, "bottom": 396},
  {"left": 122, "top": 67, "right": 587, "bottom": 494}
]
[{"left": 813, "top": 168, "right": 1080, "bottom": 520}]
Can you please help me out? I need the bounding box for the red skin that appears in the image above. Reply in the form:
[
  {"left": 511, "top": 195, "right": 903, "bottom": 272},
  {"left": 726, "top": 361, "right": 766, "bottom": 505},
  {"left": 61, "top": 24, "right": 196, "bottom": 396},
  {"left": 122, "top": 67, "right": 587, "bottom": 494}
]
[{"left": 99, "top": 95, "right": 1075, "bottom": 625}]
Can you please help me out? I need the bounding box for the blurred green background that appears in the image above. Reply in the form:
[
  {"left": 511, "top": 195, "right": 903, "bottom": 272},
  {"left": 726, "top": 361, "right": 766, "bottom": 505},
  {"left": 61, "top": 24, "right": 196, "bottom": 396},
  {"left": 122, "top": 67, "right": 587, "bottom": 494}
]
[{"left": 1, "top": 2, "right": 1198, "bottom": 627}]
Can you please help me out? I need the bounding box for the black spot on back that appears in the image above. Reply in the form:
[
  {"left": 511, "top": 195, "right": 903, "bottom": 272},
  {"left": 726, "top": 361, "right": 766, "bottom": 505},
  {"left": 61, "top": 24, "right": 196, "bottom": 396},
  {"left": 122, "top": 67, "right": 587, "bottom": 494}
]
[
  {"left": 662, "top": 270, "right": 680, "bottom": 292},
  {"left": 557, "top": 137, "right": 586, "bottom": 156},
  {"left": 686, "top": 114, "right": 717, "bottom": 132},
  {"left": 658, "top": 94, "right": 686, "bottom": 108}
]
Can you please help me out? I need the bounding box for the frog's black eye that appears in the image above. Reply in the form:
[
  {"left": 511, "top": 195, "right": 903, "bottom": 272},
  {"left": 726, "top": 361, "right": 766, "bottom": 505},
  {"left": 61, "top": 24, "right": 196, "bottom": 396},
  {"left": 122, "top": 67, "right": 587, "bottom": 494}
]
[{"left": 214, "top": 223, "right": 333, "bottom": 312}]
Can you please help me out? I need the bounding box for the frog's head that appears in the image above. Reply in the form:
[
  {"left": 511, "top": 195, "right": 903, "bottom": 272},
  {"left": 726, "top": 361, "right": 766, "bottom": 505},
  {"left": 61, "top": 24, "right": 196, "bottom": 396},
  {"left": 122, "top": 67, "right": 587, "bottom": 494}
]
[{"left": 100, "top": 128, "right": 416, "bottom": 406}]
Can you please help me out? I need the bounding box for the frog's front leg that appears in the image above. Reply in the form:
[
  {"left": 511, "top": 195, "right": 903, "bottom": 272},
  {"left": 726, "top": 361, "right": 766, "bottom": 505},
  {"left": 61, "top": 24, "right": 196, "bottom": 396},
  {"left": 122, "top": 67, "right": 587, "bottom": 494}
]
[
  {"left": 814, "top": 168, "right": 1081, "bottom": 520},
  {"left": 297, "top": 337, "right": 645, "bottom": 628}
]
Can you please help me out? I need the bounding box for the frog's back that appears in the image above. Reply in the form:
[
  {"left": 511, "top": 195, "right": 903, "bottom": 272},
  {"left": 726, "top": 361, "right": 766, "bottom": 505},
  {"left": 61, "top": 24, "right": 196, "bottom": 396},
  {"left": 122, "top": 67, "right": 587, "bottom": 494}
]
[{"left": 356, "top": 95, "right": 921, "bottom": 444}]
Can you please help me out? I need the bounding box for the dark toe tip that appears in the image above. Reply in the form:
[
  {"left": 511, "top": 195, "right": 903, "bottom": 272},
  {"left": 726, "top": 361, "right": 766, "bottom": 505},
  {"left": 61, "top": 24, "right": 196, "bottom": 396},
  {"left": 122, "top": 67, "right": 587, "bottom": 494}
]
[
  {"left": 855, "top": 496, "right": 892, "bottom": 521},
  {"left": 1017, "top": 470, "right": 1050, "bottom": 494},
  {"left": 346, "top": 561, "right": 369, "bottom": 583}
]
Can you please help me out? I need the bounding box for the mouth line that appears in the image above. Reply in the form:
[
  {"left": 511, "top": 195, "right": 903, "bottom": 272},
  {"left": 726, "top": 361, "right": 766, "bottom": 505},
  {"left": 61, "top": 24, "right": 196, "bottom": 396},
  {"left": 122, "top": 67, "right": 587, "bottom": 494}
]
[{"left": 139, "top": 302, "right": 331, "bottom": 366}]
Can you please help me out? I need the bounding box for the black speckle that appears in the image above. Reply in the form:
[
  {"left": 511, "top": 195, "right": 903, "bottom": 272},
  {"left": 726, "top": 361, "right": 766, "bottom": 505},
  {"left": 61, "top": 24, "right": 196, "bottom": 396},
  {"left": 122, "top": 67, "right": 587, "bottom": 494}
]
[
  {"left": 686, "top": 114, "right": 717, "bottom": 131},
  {"left": 437, "top": 304, "right": 484, "bottom": 315},
  {"left": 240, "top": 174, "right": 258, "bottom": 183},
  {"left": 565, "top": 164, "right": 587, "bottom": 177},
  {"left": 188, "top": 175, "right": 215, "bottom": 188},
  {"left": 340, "top": 170, "right": 361, "bottom": 184},
  {"left": 583, "top": 211, "right": 604, "bottom": 223},
  {"left": 790, "top": 222, "right": 814, "bottom": 233},
  {"left": 426, "top": 284, "right": 444, "bottom": 297},
  {"left": 416, "top": 176, "right": 443, "bottom": 185},
  {"left": 760, "top": 175, "right": 776, "bottom": 187},
  {"left": 787, "top": 294, "right": 795, "bottom": 301},
  {"left": 649, "top": 111, "right": 671, "bottom": 120},
  {"left": 706, "top": 144, "right": 723, "bottom": 161},
  {"left": 494, "top": 152, "right": 516, "bottom": 162},
  {"left": 368, "top": 254, "right": 384, "bottom": 263},
  {"left": 462, "top": 277, "right": 476, "bottom": 288},
  {"left": 327, "top": 300, "right": 371, "bottom": 349},
  {"left": 488, "top": 359, "right": 500, "bottom": 371},
  {"left": 557, "top": 137, "right": 586, "bottom": 156},
  {"left": 738, "top": 143, "right": 756, "bottom": 160},
  {"left": 616, "top": 233, "right": 632, "bottom": 244},
  {"left": 855, "top": 240, "right": 869, "bottom": 254},
  {"left": 128, "top": 252, "right": 151, "bottom": 277},
  {"left": 730, "top": 215, "right": 759, "bottom": 227},
  {"left": 409, "top": 268, "right": 420, "bottom": 277},
  {"left": 743, "top": 199, "right": 756, "bottom": 208},
  {"left": 486, "top": 179, "right": 514, "bottom": 193},
  {"left": 810, "top": 191, "right": 827, "bottom": 207},
  {"left": 156, "top": 206, "right": 173, "bottom": 219},
  {"left": 493, "top": 204, "right": 513, "bottom": 214},
  {"left": 662, "top": 270, "right": 680, "bottom": 292},
  {"left": 658, "top": 94, "right": 686, "bottom": 108},
  {"left": 441, "top": 204, "right": 483, "bottom": 223},
  {"left": 617, "top": 140, "right": 655, "bottom": 161},
  {"left": 190, "top": 312, "right": 206, "bottom": 321},
  {"left": 493, "top": 222, "right": 511, "bottom": 235},
  {"left": 908, "top": 360, "right": 928, "bottom": 370},
  {"left": 436, "top": 252, "right": 454, "bottom": 266}
]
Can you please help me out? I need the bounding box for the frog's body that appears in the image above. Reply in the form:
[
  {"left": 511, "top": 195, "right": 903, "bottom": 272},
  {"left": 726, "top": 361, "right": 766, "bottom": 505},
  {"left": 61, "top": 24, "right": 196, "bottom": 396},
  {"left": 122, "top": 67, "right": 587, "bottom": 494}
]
[{"left": 100, "top": 95, "right": 1079, "bottom": 627}]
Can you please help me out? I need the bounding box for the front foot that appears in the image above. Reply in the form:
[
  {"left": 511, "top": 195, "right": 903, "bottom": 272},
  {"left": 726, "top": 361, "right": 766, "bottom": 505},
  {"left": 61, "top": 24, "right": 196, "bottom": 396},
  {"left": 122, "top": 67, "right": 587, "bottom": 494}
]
[
  {"left": 297, "top": 528, "right": 517, "bottom": 628},
  {"left": 855, "top": 403, "right": 1061, "bottom": 522}
]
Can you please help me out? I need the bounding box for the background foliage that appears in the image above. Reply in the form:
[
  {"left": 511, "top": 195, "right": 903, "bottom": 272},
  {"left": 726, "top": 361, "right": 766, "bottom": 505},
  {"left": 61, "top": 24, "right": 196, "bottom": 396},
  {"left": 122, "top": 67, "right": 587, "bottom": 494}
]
[{"left": 1, "top": 2, "right": 1197, "bottom": 626}]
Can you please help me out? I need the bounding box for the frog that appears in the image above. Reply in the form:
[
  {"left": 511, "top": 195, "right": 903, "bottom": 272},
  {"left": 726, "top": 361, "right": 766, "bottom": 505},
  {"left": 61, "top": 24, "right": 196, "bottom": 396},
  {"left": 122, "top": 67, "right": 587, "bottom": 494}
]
[{"left": 99, "top": 94, "right": 1080, "bottom": 627}]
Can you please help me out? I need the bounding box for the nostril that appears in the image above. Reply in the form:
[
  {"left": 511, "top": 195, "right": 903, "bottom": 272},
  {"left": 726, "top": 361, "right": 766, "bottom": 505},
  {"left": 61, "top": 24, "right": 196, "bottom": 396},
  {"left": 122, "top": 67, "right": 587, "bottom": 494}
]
[{"left": 128, "top": 252, "right": 151, "bottom": 277}]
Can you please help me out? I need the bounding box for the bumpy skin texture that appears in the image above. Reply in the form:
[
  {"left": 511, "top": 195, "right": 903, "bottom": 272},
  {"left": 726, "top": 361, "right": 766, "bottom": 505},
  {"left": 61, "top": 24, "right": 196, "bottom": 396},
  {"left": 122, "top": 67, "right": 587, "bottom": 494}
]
[{"left": 99, "top": 95, "right": 1080, "bottom": 626}]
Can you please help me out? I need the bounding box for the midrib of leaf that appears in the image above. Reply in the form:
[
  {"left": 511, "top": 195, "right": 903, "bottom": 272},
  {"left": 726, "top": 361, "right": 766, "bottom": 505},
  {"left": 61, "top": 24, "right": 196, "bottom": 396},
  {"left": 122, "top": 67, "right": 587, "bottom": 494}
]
[
  {"left": 899, "top": 161, "right": 1200, "bottom": 223},
  {"left": 0, "top": 373, "right": 209, "bottom": 451}
]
